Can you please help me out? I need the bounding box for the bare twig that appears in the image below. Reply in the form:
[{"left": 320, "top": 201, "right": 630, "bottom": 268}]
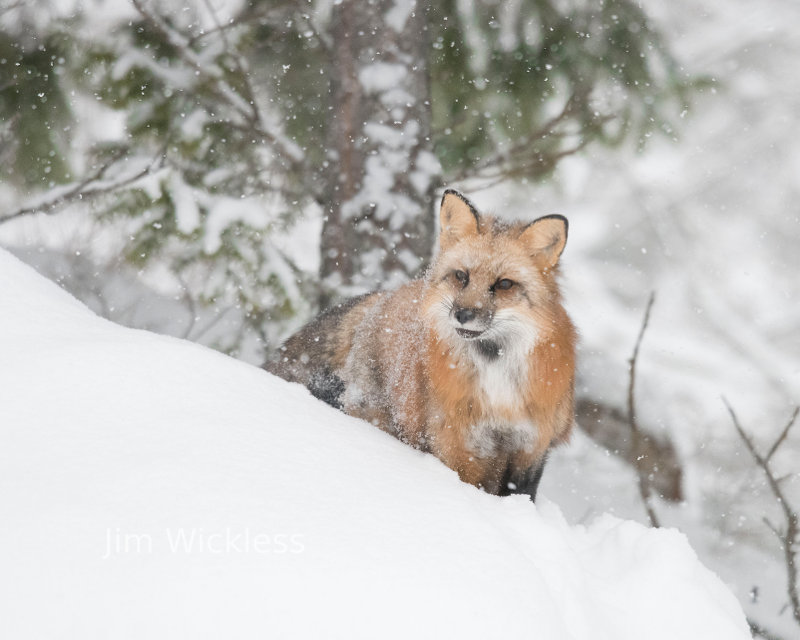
[
  {"left": 175, "top": 272, "right": 198, "bottom": 340},
  {"left": 748, "top": 617, "right": 789, "bottom": 640},
  {"left": 766, "top": 406, "right": 800, "bottom": 463},
  {"left": 0, "top": 148, "right": 165, "bottom": 226},
  {"left": 188, "top": 304, "right": 237, "bottom": 342},
  {"left": 724, "top": 398, "right": 800, "bottom": 629},
  {"left": 627, "top": 292, "right": 661, "bottom": 527}
]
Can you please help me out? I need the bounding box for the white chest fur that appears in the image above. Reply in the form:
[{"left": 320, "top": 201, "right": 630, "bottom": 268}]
[
  {"left": 472, "top": 339, "right": 532, "bottom": 410},
  {"left": 465, "top": 327, "right": 539, "bottom": 457}
]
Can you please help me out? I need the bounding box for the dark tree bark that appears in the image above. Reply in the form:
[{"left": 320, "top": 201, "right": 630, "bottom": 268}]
[{"left": 320, "top": 0, "right": 440, "bottom": 306}]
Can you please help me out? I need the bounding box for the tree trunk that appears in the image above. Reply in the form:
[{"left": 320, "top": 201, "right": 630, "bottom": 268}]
[{"left": 320, "top": 0, "right": 440, "bottom": 307}]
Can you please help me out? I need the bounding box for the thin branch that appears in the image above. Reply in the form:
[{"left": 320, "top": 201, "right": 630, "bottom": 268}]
[
  {"left": 762, "top": 516, "right": 782, "bottom": 541},
  {"left": 474, "top": 93, "right": 581, "bottom": 171},
  {"left": 724, "top": 398, "right": 800, "bottom": 629},
  {"left": 0, "top": 149, "right": 165, "bottom": 226},
  {"left": 188, "top": 304, "right": 237, "bottom": 342},
  {"left": 766, "top": 406, "right": 800, "bottom": 463},
  {"left": 200, "top": 0, "right": 262, "bottom": 127},
  {"left": 176, "top": 273, "right": 199, "bottom": 340},
  {"left": 296, "top": 11, "right": 333, "bottom": 55},
  {"left": 627, "top": 292, "right": 661, "bottom": 528},
  {"left": 462, "top": 140, "right": 592, "bottom": 191},
  {"left": 449, "top": 91, "right": 613, "bottom": 185},
  {"left": 748, "top": 617, "right": 789, "bottom": 640}
]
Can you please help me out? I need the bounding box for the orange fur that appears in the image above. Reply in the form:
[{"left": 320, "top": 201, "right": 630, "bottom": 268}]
[{"left": 266, "top": 190, "right": 576, "bottom": 498}]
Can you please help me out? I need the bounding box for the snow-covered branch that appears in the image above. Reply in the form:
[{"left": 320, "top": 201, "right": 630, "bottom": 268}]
[
  {"left": 0, "top": 150, "right": 165, "bottom": 226},
  {"left": 131, "top": 0, "right": 308, "bottom": 183}
]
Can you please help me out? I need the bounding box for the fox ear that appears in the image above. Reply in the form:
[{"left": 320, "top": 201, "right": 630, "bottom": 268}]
[
  {"left": 439, "top": 189, "right": 480, "bottom": 249},
  {"left": 519, "top": 214, "right": 568, "bottom": 270}
]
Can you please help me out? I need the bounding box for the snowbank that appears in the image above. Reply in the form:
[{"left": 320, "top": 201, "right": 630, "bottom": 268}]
[{"left": 0, "top": 249, "right": 749, "bottom": 639}]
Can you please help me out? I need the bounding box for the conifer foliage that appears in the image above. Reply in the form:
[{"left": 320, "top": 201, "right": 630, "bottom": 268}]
[{"left": 1, "top": 0, "right": 691, "bottom": 352}]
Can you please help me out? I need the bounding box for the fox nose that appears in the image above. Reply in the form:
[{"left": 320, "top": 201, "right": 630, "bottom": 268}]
[{"left": 454, "top": 308, "right": 477, "bottom": 324}]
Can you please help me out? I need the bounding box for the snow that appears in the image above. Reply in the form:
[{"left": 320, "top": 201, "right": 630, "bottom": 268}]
[
  {"left": 168, "top": 170, "right": 201, "bottom": 235},
  {"left": 203, "top": 196, "right": 269, "bottom": 254},
  {"left": 357, "top": 62, "right": 408, "bottom": 94},
  {"left": 384, "top": 0, "right": 416, "bottom": 33},
  {"left": 2, "top": 0, "right": 798, "bottom": 634},
  {"left": 111, "top": 50, "right": 196, "bottom": 91},
  {"left": 0, "top": 248, "right": 750, "bottom": 639}
]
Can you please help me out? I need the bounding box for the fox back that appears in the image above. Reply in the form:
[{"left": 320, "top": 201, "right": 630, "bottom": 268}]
[{"left": 266, "top": 190, "right": 576, "bottom": 499}]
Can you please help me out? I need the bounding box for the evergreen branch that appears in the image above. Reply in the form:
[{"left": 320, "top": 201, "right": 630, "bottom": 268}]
[
  {"left": 185, "top": 0, "right": 300, "bottom": 48},
  {"left": 0, "top": 149, "right": 165, "bottom": 226},
  {"left": 131, "top": 0, "right": 308, "bottom": 181},
  {"left": 296, "top": 11, "right": 333, "bottom": 54},
  {"left": 462, "top": 140, "right": 592, "bottom": 191},
  {"left": 131, "top": 0, "right": 250, "bottom": 114},
  {"left": 451, "top": 93, "right": 611, "bottom": 185},
  {"left": 0, "top": 112, "right": 19, "bottom": 164},
  {"left": 0, "top": 1, "right": 24, "bottom": 17},
  {"left": 185, "top": 17, "right": 240, "bottom": 47},
  {"left": 472, "top": 93, "right": 582, "bottom": 171},
  {"left": 199, "top": 0, "right": 262, "bottom": 128},
  {"left": 723, "top": 398, "right": 800, "bottom": 629}
]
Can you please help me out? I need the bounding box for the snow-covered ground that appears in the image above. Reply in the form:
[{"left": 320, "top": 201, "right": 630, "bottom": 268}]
[
  {"left": 2, "top": 0, "right": 799, "bottom": 636},
  {"left": 0, "top": 249, "right": 751, "bottom": 638}
]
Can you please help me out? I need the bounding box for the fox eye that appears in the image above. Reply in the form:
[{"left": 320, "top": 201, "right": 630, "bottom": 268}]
[
  {"left": 493, "top": 278, "right": 514, "bottom": 291},
  {"left": 454, "top": 270, "right": 469, "bottom": 286}
]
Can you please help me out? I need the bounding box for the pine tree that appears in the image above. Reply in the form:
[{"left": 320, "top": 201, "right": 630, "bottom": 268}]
[{"left": 0, "top": 0, "right": 692, "bottom": 353}]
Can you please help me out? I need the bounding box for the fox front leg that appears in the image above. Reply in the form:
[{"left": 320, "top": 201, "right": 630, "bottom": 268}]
[{"left": 431, "top": 424, "right": 507, "bottom": 495}]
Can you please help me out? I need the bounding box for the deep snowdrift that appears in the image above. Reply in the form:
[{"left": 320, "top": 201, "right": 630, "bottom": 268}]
[{"left": 0, "top": 249, "right": 749, "bottom": 639}]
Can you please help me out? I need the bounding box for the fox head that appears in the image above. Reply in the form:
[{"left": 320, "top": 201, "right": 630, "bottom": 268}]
[{"left": 423, "top": 189, "right": 569, "bottom": 358}]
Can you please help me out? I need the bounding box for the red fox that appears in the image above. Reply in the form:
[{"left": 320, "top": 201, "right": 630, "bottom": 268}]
[{"left": 266, "top": 189, "right": 576, "bottom": 499}]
